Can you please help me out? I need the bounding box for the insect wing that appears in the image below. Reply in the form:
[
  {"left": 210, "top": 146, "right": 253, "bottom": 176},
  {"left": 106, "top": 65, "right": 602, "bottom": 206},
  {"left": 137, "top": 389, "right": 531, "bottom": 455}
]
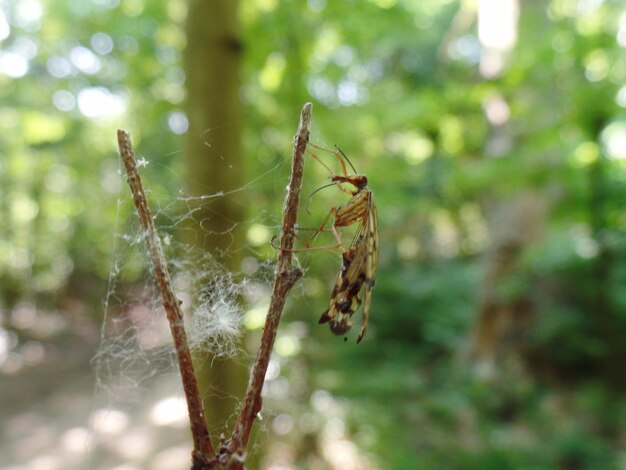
[
  {"left": 320, "top": 192, "right": 376, "bottom": 340},
  {"left": 319, "top": 233, "right": 368, "bottom": 335},
  {"left": 357, "top": 193, "right": 378, "bottom": 343}
]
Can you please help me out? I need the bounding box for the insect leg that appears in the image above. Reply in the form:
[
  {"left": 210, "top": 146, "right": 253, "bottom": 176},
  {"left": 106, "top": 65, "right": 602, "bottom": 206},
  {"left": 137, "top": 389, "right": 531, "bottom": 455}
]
[
  {"left": 308, "top": 142, "right": 350, "bottom": 177},
  {"left": 307, "top": 150, "right": 353, "bottom": 197},
  {"left": 309, "top": 205, "right": 336, "bottom": 242},
  {"left": 271, "top": 232, "right": 342, "bottom": 254}
]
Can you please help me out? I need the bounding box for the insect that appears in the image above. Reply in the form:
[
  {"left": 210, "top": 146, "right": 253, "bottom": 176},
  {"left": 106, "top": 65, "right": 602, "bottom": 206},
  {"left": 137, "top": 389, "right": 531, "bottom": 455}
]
[{"left": 305, "top": 143, "right": 378, "bottom": 343}]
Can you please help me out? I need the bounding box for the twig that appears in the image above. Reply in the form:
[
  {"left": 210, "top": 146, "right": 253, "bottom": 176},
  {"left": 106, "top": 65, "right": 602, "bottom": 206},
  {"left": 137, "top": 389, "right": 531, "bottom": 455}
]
[
  {"left": 116, "top": 130, "right": 217, "bottom": 469},
  {"left": 222, "top": 103, "right": 312, "bottom": 466}
]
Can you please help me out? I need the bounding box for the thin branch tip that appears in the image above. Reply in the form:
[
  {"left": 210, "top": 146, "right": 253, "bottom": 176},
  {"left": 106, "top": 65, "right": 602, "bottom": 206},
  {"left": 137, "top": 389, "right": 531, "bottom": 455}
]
[{"left": 300, "top": 102, "right": 312, "bottom": 121}]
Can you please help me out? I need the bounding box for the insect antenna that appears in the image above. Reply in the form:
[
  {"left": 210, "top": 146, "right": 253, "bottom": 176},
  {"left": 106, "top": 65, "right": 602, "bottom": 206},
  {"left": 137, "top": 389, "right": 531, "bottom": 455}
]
[
  {"left": 306, "top": 182, "right": 336, "bottom": 214},
  {"left": 334, "top": 145, "right": 358, "bottom": 173}
]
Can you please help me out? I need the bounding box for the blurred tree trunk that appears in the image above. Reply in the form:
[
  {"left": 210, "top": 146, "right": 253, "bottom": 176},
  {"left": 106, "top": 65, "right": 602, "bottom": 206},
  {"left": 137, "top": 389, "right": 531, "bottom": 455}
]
[
  {"left": 469, "top": 190, "right": 546, "bottom": 378},
  {"left": 465, "top": 0, "right": 548, "bottom": 379},
  {"left": 183, "top": 0, "right": 247, "bottom": 435}
]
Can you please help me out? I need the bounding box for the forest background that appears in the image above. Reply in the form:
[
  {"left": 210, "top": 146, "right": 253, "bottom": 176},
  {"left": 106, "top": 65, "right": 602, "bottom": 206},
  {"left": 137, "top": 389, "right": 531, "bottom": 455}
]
[{"left": 1, "top": 0, "right": 626, "bottom": 469}]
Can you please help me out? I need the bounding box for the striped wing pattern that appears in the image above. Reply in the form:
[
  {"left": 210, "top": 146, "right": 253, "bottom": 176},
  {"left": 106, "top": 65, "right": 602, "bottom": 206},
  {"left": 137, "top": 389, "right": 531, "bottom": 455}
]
[{"left": 319, "top": 190, "right": 378, "bottom": 342}]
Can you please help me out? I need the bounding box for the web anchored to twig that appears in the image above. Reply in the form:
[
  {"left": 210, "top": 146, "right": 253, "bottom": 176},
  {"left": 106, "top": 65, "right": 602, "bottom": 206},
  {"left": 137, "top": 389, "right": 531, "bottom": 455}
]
[{"left": 116, "top": 102, "right": 311, "bottom": 469}]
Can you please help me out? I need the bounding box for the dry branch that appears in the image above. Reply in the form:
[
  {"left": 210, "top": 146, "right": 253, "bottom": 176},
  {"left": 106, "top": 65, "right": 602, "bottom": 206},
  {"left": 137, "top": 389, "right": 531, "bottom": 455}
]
[
  {"left": 116, "top": 130, "right": 217, "bottom": 469},
  {"left": 222, "top": 103, "right": 312, "bottom": 466},
  {"left": 117, "top": 101, "right": 312, "bottom": 469}
]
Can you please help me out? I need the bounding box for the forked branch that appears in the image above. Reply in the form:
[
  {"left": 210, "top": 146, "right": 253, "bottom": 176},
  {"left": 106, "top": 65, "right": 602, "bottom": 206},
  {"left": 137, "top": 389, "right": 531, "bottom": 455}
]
[{"left": 117, "top": 102, "right": 312, "bottom": 469}]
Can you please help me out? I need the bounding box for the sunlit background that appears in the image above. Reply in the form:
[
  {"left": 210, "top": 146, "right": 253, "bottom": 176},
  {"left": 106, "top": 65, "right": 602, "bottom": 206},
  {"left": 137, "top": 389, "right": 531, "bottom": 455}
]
[{"left": 1, "top": 0, "right": 626, "bottom": 469}]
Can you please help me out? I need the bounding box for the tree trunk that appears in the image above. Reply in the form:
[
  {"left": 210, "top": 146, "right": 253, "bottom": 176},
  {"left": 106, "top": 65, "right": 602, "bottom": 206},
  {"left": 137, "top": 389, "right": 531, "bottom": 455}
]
[
  {"left": 465, "top": 0, "right": 547, "bottom": 380},
  {"left": 469, "top": 191, "right": 546, "bottom": 378},
  {"left": 183, "top": 0, "right": 247, "bottom": 436}
]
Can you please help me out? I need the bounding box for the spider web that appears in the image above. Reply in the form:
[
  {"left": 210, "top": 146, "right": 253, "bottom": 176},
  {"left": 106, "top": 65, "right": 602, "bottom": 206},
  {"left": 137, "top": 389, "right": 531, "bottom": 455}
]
[
  {"left": 92, "top": 145, "right": 291, "bottom": 407},
  {"left": 87, "top": 133, "right": 376, "bottom": 469}
]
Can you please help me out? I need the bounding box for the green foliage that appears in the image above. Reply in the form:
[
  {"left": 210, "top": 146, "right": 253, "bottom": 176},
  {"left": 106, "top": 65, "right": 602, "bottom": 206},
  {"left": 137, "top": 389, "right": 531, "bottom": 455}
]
[
  {"left": 3, "top": 0, "right": 626, "bottom": 467},
  {"left": 247, "top": 0, "right": 626, "bottom": 466},
  {"left": 0, "top": 0, "right": 190, "bottom": 307},
  {"left": 372, "top": 259, "right": 478, "bottom": 355}
]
